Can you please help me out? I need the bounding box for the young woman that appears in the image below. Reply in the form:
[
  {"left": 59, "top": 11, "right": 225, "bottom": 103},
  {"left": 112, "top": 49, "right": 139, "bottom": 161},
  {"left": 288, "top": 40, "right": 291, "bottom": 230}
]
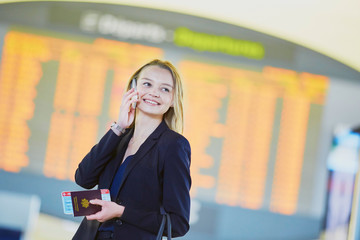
[{"left": 72, "top": 59, "right": 191, "bottom": 240}]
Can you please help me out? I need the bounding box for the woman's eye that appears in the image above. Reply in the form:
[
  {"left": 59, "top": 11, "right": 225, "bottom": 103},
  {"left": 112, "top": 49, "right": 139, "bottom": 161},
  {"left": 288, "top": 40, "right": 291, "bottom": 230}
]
[
  {"left": 162, "top": 88, "right": 170, "bottom": 92},
  {"left": 143, "top": 82, "right": 151, "bottom": 87}
]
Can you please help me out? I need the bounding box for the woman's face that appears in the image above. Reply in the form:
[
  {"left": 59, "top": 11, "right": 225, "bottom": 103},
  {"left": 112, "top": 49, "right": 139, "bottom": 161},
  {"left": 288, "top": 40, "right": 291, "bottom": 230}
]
[{"left": 136, "top": 65, "right": 174, "bottom": 118}]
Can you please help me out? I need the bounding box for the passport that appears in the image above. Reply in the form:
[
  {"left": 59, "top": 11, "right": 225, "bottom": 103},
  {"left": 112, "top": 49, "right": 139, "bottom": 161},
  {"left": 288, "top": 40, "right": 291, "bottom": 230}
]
[{"left": 61, "top": 189, "right": 111, "bottom": 217}]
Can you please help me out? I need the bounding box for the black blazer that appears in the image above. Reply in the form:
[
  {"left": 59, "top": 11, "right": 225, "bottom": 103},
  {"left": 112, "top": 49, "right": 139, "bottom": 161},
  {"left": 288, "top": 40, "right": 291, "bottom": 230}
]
[{"left": 72, "top": 121, "right": 191, "bottom": 240}]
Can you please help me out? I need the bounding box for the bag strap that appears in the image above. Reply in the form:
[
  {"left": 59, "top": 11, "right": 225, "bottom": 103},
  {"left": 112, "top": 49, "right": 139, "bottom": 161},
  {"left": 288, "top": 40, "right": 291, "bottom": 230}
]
[
  {"left": 156, "top": 215, "right": 166, "bottom": 240},
  {"left": 166, "top": 213, "right": 172, "bottom": 239},
  {"left": 156, "top": 140, "right": 171, "bottom": 240},
  {"left": 156, "top": 206, "right": 172, "bottom": 240}
]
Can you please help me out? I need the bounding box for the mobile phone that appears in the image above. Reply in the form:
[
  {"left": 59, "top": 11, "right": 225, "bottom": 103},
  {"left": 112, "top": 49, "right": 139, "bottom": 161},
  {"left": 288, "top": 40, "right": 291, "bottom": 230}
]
[{"left": 131, "top": 78, "right": 137, "bottom": 108}]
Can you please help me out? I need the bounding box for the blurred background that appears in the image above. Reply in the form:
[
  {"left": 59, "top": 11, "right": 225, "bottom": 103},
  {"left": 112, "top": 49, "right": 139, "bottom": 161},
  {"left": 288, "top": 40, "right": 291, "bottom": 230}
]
[{"left": 0, "top": 1, "right": 359, "bottom": 240}]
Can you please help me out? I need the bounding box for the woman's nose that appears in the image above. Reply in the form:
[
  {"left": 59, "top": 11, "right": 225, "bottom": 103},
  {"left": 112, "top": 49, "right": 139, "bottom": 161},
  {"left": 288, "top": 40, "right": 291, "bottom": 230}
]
[{"left": 149, "top": 89, "right": 160, "bottom": 97}]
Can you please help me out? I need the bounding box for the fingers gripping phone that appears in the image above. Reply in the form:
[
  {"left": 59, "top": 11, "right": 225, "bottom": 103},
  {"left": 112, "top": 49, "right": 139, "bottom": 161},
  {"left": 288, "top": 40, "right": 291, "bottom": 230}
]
[{"left": 131, "top": 78, "right": 137, "bottom": 108}]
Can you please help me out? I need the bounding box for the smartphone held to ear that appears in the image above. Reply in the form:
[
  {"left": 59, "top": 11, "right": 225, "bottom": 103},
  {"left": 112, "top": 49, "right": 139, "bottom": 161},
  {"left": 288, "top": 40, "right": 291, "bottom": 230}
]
[{"left": 131, "top": 78, "right": 137, "bottom": 108}]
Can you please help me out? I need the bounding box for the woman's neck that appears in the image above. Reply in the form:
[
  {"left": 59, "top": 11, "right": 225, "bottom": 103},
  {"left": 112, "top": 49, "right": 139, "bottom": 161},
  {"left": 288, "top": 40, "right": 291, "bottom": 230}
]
[{"left": 133, "top": 112, "right": 162, "bottom": 140}]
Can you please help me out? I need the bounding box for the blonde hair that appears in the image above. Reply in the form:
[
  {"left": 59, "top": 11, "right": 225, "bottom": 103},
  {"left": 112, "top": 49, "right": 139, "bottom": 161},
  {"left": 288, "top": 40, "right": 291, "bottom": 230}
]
[{"left": 125, "top": 59, "right": 184, "bottom": 134}]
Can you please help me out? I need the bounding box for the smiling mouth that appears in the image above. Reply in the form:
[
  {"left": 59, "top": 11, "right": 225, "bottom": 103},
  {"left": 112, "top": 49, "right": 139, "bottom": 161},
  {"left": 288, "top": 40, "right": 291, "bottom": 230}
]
[{"left": 143, "top": 99, "right": 160, "bottom": 105}]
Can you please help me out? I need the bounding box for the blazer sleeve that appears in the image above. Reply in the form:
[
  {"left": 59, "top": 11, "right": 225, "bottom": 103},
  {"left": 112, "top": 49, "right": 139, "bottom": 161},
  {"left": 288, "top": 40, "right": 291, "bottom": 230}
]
[
  {"left": 75, "top": 129, "right": 124, "bottom": 189},
  {"left": 162, "top": 135, "right": 192, "bottom": 237},
  {"left": 121, "top": 134, "right": 191, "bottom": 237}
]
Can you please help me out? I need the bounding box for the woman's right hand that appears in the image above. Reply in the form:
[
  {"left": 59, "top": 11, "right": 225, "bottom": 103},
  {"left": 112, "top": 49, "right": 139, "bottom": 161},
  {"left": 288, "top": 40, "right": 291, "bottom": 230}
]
[{"left": 117, "top": 88, "right": 139, "bottom": 129}]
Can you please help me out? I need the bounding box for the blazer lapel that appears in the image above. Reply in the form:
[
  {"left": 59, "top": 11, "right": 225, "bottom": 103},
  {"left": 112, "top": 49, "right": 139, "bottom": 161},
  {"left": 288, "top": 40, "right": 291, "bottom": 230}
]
[
  {"left": 116, "top": 121, "right": 168, "bottom": 193},
  {"left": 103, "top": 129, "right": 133, "bottom": 189}
]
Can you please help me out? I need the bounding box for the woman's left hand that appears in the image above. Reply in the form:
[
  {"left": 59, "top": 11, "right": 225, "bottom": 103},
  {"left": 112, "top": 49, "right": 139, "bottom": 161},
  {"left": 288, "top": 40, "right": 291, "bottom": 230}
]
[{"left": 86, "top": 199, "right": 125, "bottom": 222}]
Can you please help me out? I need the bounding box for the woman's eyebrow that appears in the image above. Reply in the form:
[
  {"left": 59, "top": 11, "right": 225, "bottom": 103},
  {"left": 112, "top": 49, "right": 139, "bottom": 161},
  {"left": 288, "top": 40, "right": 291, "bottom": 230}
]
[
  {"left": 141, "top": 78, "right": 173, "bottom": 88},
  {"left": 161, "top": 83, "right": 174, "bottom": 88}
]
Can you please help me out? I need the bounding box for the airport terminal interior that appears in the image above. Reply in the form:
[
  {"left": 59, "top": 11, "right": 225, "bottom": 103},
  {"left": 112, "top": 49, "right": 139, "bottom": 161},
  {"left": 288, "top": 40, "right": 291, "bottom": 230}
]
[{"left": 0, "top": 1, "right": 360, "bottom": 239}]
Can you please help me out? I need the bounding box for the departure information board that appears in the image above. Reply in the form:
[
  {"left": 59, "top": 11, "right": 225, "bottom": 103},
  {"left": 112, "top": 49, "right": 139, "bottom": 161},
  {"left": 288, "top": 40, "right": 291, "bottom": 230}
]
[{"left": 0, "top": 27, "right": 328, "bottom": 217}]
